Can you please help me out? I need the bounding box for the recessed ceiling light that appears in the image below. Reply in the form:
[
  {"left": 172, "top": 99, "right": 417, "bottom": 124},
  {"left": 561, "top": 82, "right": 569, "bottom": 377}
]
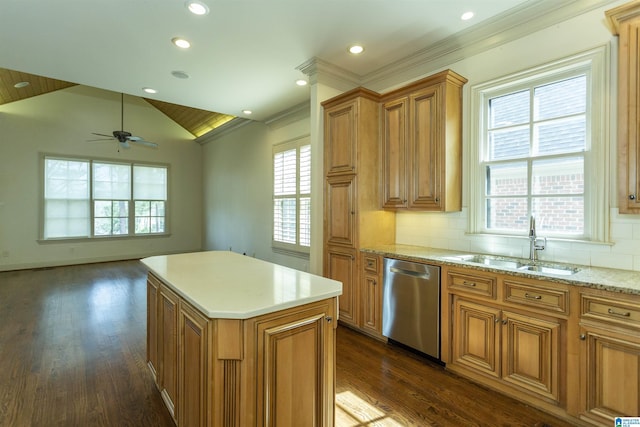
[
  {"left": 296, "top": 79, "right": 308, "bottom": 86},
  {"left": 349, "top": 45, "right": 364, "bottom": 55},
  {"left": 143, "top": 87, "right": 157, "bottom": 94},
  {"left": 171, "top": 70, "right": 190, "bottom": 79},
  {"left": 461, "top": 11, "right": 474, "bottom": 21},
  {"left": 185, "top": 0, "right": 209, "bottom": 15},
  {"left": 242, "top": 110, "right": 252, "bottom": 115},
  {"left": 172, "top": 37, "right": 191, "bottom": 49},
  {"left": 13, "top": 81, "right": 30, "bottom": 88}
]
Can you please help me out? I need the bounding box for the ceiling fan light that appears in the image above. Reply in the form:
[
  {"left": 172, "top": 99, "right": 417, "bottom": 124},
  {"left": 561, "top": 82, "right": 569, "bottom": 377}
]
[{"left": 186, "top": 0, "right": 209, "bottom": 15}]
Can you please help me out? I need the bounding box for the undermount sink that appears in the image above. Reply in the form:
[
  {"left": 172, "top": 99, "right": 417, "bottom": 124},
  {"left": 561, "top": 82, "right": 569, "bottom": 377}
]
[{"left": 442, "top": 254, "right": 580, "bottom": 276}]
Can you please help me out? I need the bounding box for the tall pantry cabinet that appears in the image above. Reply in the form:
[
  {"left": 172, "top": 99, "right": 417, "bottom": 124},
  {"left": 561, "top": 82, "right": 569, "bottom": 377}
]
[{"left": 322, "top": 88, "right": 395, "bottom": 328}]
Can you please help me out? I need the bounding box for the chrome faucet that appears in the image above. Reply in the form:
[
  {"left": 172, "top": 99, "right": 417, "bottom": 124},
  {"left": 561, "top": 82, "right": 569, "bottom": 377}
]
[{"left": 529, "top": 215, "right": 546, "bottom": 261}]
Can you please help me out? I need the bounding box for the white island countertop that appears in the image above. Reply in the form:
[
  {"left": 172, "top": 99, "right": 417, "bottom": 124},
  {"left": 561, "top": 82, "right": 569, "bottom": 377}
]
[{"left": 141, "top": 251, "right": 342, "bottom": 319}]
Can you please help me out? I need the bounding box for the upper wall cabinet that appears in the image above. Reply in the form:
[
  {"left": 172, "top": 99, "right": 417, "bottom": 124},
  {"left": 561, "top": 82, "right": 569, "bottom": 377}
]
[
  {"left": 381, "top": 70, "right": 467, "bottom": 211},
  {"left": 607, "top": 2, "right": 640, "bottom": 213}
]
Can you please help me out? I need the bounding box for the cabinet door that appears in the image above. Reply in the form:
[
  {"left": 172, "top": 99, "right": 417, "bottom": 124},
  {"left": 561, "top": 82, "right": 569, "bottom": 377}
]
[
  {"left": 408, "top": 84, "right": 442, "bottom": 210},
  {"left": 159, "top": 285, "right": 179, "bottom": 421},
  {"left": 324, "top": 99, "right": 357, "bottom": 175},
  {"left": 501, "top": 311, "right": 560, "bottom": 402},
  {"left": 325, "top": 247, "right": 357, "bottom": 326},
  {"left": 580, "top": 324, "right": 640, "bottom": 425},
  {"left": 178, "top": 302, "right": 209, "bottom": 427},
  {"left": 381, "top": 97, "right": 408, "bottom": 208},
  {"left": 613, "top": 15, "right": 640, "bottom": 213},
  {"left": 147, "top": 275, "right": 160, "bottom": 383},
  {"left": 325, "top": 174, "right": 356, "bottom": 247},
  {"left": 452, "top": 297, "right": 501, "bottom": 378},
  {"left": 361, "top": 273, "right": 382, "bottom": 337},
  {"left": 256, "top": 303, "right": 336, "bottom": 427}
]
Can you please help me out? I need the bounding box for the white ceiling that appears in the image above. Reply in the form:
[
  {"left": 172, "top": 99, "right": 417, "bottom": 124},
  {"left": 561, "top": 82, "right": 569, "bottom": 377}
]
[{"left": 0, "top": 0, "right": 615, "bottom": 122}]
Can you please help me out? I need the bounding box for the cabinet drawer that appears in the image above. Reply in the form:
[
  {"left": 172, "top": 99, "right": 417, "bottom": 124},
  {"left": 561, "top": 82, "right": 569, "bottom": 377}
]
[
  {"left": 447, "top": 271, "right": 496, "bottom": 298},
  {"left": 363, "top": 255, "right": 379, "bottom": 274},
  {"left": 581, "top": 294, "right": 640, "bottom": 329},
  {"left": 504, "top": 280, "right": 568, "bottom": 315}
]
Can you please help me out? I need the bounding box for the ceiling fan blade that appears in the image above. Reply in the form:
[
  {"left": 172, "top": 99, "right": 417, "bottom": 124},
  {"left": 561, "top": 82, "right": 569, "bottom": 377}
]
[
  {"left": 91, "top": 132, "right": 114, "bottom": 138},
  {"left": 86, "top": 138, "right": 114, "bottom": 142},
  {"left": 130, "top": 139, "right": 158, "bottom": 148}
]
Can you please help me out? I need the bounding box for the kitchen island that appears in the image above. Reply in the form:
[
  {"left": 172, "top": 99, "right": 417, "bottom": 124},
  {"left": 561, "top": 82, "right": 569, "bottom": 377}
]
[{"left": 141, "top": 251, "right": 342, "bottom": 427}]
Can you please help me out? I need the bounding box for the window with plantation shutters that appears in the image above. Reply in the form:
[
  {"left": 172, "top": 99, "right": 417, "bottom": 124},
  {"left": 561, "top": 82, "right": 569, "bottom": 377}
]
[
  {"left": 273, "top": 137, "right": 311, "bottom": 253},
  {"left": 42, "top": 155, "right": 168, "bottom": 240}
]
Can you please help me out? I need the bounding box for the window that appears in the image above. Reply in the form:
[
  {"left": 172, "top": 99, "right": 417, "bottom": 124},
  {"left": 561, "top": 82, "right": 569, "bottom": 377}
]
[
  {"left": 273, "top": 137, "right": 311, "bottom": 253},
  {"left": 43, "top": 156, "right": 167, "bottom": 239},
  {"left": 470, "top": 46, "right": 609, "bottom": 242}
]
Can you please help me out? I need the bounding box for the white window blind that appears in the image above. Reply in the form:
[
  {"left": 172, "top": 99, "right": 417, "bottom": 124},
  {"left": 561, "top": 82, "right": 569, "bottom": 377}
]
[
  {"left": 273, "top": 138, "right": 311, "bottom": 252},
  {"left": 44, "top": 158, "right": 90, "bottom": 239},
  {"left": 42, "top": 156, "right": 168, "bottom": 240}
]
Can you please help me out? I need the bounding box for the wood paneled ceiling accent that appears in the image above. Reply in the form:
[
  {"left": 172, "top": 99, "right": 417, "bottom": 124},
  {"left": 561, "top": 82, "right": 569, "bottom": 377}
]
[
  {"left": 0, "top": 67, "right": 235, "bottom": 138},
  {"left": 0, "top": 68, "right": 76, "bottom": 105},
  {"left": 143, "top": 98, "right": 235, "bottom": 138}
]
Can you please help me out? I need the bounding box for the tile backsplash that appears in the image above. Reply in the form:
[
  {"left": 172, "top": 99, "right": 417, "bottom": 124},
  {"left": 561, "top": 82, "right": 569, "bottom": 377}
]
[{"left": 395, "top": 208, "right": 640, "bottom": 271}]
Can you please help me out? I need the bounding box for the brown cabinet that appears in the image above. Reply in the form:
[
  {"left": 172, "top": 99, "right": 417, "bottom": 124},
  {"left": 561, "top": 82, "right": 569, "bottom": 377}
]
[
  {"left": 147, "top": 272, "right": 338, "bottom": 427},
  {"left": 578, "top": 290, "right": 640, "bottom": 426},
  {"left": 159, "top": 281, "right": 180, "bottom": 421},
  {"left": 608, "top": 2, "right": 640, "bottom": 213},
  {"left": 322, "top": 89, "right": 395, "bottom": 328},
  {"left": 360, "top": 253, "right": 383, "bottom": 339},
  {"left": 381, "top": 70, "right": 467, "bottom": 211},
  {"left": 445, "top": 267, "right": 565, "bottom": 408}
]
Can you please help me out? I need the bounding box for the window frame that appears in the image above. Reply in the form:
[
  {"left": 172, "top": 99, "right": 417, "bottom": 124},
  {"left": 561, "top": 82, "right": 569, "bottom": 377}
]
[
  {"left": 272, "top": 136, "right": 311, "bottom": 255},
  {"left": 40, "top": 153, "right": 169, "bottom": 241},
  {"left": 468, "top": 45, "right": 610, "bottom": 243}
]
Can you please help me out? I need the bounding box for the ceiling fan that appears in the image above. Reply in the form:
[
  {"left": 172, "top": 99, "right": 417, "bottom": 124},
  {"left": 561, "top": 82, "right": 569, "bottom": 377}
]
[{"left": 88, "top": 93, "right": 158, "bottom": 149}]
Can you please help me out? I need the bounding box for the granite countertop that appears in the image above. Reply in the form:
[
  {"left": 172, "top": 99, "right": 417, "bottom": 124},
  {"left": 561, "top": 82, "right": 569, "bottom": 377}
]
[
  {"left": 141, "top": 251, "right": 342, "bottom": 319},
  {"left": 362, "top": 244, "right": 640, "bottom": 296}
]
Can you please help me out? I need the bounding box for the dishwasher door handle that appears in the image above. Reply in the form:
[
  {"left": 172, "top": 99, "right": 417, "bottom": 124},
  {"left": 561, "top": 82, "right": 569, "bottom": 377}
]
[{"left": 389, "top": 267, "right": 431, "bottom": 280}]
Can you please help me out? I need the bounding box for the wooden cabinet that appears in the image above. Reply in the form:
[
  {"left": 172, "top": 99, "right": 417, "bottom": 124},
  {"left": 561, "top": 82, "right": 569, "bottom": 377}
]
[
  {"left": 159, "top": 281, "right": 180, "bottom": 421},
  {"left": 322, "top": 89, "right": 395, "bottom": 328},
  {"left": 444, "top": 267, "right": 566, "bottom": 410},
  {"left": 608, "top": 2, "right": 640, "bottom": 213},
  {"left": 147, "top": 272, "right": 338, "bottom": 427},
  {"left": 578, "top": 290, "right": 640, "bottom": 426},
  {"left": 381, "top": 70, "right": 467, "bottom": 211},
  {"left": 360, "top": 253, "right": 383, "bottom": 339}
]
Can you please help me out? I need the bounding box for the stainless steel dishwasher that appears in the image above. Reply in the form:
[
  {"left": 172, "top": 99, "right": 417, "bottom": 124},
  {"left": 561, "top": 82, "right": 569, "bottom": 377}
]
[{"left": 382, "top": 258, "right": 441, "bottom": 359}]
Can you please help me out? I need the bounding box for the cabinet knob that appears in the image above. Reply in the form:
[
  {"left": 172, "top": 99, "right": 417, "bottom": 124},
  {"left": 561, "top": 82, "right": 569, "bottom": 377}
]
[
  {"left": 502, "top": 319, "right": 508, "bottom": 325},
  {"left": 630, "top": 194, "right": 636, "bottom": 200},
  {"left": 326, "top": 316, "right": 333, "bottom": 323},
  {"left": 580, "top": 334, "right": 586, "bottom": 340}
]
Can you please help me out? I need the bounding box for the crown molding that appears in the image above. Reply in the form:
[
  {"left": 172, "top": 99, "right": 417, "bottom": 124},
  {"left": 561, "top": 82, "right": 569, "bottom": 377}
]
[
  {"left": 264, "top": 101, "right": 310, "bottom": 128},
  {"left": 361, "top": 0, "right": 619, "bottom": 92},
  {"left": 296, "top": 57, "right": 361, "bottom": 92},
  {"left": 196, "top": 117, "right": 252, "bottom": 145}
]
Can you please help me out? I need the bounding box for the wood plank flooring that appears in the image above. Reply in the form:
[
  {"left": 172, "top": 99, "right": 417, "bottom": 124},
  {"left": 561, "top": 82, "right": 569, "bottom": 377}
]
[{"left": 0, "top": 260, "right": 577, "bottom": 427}]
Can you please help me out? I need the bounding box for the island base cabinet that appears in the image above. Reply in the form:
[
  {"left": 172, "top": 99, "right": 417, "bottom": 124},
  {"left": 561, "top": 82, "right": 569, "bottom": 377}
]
[
  {"left": 147, "top": 272, "right": 337, "bottom": 427},
  {"left": 579, "top": 324, "right": 640, "bottom": 426}
]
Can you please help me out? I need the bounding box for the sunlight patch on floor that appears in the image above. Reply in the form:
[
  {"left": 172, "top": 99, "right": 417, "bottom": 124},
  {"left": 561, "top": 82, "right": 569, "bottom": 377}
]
[{"left": 335, "top": 390, "right": 405, "bottom": 426}]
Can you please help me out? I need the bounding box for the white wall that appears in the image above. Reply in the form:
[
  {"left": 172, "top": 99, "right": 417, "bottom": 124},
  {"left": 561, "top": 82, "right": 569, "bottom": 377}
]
[
  {"left": 391, "top": 2, "right": 640, "bottom": 271},
  {"left": 0, "top": 85, "right": 203, "bottom": 271},
  {"left": 202, "top": 112, "right": 312, "bottom": 271}
]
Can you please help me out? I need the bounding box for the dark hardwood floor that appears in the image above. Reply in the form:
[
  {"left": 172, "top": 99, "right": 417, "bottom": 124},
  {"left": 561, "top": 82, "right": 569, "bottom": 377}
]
[{"left": 0, "top": 261, "right": 577, "bottom": 427}]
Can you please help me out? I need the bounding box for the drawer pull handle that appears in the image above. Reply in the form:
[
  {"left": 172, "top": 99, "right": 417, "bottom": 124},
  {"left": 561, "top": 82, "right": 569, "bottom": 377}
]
[
  {"left": 525, "top": 293, "right": 542, "bottom": 300},
  {"left": 607, "top": 308, "right": 631, "bottom": 317},
  {"left": 462, "top": 281, "right": 477, "bottom": 287}
]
